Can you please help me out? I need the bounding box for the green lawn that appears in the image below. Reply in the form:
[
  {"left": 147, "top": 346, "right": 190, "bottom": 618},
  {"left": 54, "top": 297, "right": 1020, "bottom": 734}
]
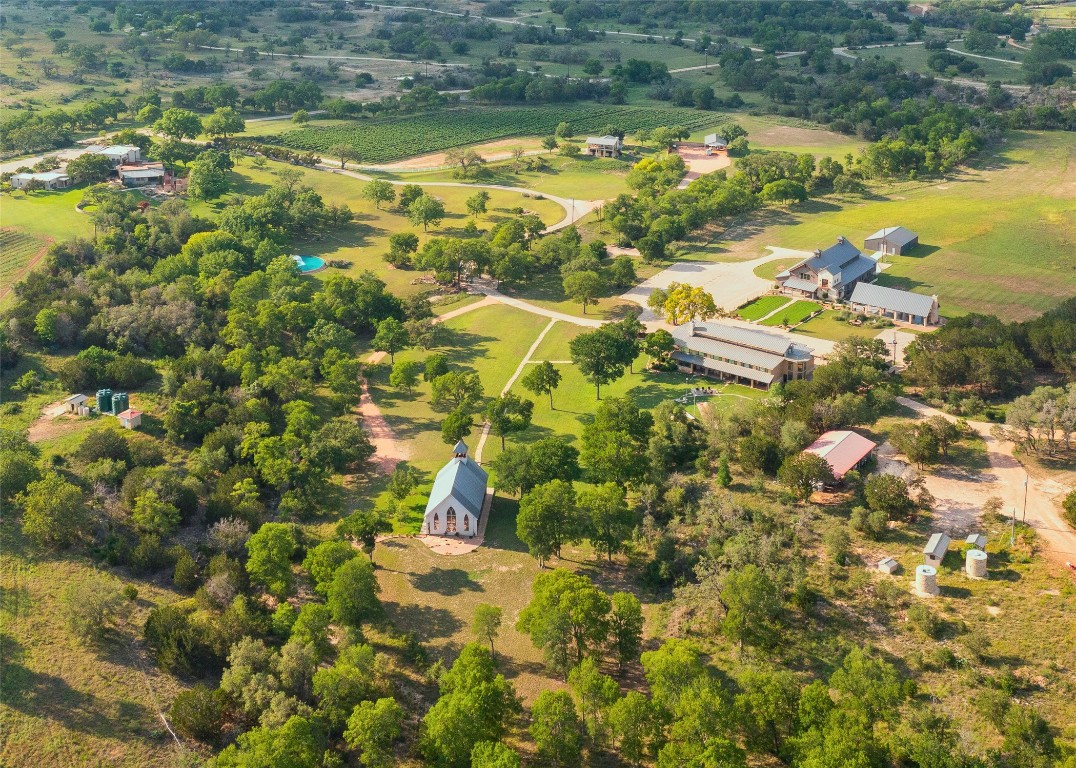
[
  {"left": 753, "top": 257, "right": 799, "bottom": 280},
  {"left": 0, "top": 187, "right": 94, "bottom": 243},
  {"left": 792, "top": 310, "right": 883, "bottom": 342},
  {"left": 738, "top": 295, "right": 793, "bottom": 321},
  {"left": 759, "top": 300, "right": 820, "bottom": 327}
]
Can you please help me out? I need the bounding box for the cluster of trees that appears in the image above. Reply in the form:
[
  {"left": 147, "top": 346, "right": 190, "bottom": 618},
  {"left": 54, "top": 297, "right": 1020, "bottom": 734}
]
[
  {"left": 996, "top": 384, "right": 1076, "bottom": 458},
  {"left": 0, "top": 95, "right": 128, "bottom": 154},
  {"left": 605, "top": 145, "right": 869, "bottom": 261},
  {"left": 906, "top": 298, "right": 1076, "bottom": 397}
]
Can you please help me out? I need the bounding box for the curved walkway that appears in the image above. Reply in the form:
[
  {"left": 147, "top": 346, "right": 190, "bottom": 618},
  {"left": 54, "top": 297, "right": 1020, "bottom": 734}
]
[
  {"left": 896, "top": 396, "right": 1076, "bottom": 572},
  {"left": 315, "top": 164, "right": 602, "bottom": 233}
]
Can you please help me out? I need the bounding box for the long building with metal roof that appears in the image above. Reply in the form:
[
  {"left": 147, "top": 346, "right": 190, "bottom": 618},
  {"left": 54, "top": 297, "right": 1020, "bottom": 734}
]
[
  {"left": 670, "top": 321, "right": 815, "bottom": 388},
  {"left": 849, "top": 282, "right": 940, "bottom": 326}
]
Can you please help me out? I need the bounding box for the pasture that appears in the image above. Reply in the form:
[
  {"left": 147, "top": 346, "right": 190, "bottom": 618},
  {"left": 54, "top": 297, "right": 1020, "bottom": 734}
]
[{"left": 702, "top": 131, "right": 1076, "bottom": 321}]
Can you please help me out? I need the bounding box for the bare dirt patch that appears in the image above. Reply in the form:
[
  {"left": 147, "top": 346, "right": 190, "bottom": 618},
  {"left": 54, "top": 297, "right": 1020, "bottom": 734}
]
[
  {"left": 27, "top": 400, "right": 86, "bottom": 443},
  {"left": 675, "top": 145, "right": 732, "bottom": 188}
]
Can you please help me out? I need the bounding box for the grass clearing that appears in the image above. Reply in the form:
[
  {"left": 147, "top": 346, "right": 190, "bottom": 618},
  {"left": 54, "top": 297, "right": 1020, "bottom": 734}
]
[
  {"left": 793, "top": 310, "right": 886, "bottom": 343},
  {"left": 0, "top": 522, "right": 191, "bottom": 767},
  {"left": 190, "top": 158, "right": 566, "bottom": 299},
  {"left": 738, "top": 294, "right": 793, "bottom": 321},
  {"left": 759, "top": 299, "right": 820, "bottom": 327}
]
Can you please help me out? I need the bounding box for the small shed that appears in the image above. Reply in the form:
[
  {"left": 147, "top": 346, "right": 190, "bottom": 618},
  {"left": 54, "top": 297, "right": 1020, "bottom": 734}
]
[
  {"left": 864, "top": 226, "right": 918, "bottom": 256},
  {"left": 704, "top": 133, "right": 728, "bottom": 152},
  {"left": 64, "top": 393, "right": 88, "bottom": 413},
  {"left": 117, "top": 408, "right": 143, "bottom": 429},
  {"left": 923, "top": 532, "right": 950, "bottom": 566},
  {"left": 878, "top": 557, "right": 900, "bottom": 575},
  {"left": 965, "top": 533, "right": 987, "bottom": 550}
]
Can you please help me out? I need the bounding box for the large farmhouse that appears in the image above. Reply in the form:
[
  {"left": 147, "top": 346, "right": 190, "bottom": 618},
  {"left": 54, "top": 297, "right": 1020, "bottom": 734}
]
[
  {"left": 671, "top": 321, "right": 815, "bottom": 388},
  {"left": 775, "top": 236, "right": 877, "bottom": 300},
  {"left": 585, "top": 136, "right": 623, "bottom": 158},
  {"left": 421, "top": 440, "right": 488, "bottom": 537},
  {"left": 849, "top": 283, "right": 940, "bottom": 326},
  {"left": 10, "top": 171, "right": 71, "bottom": 190}
]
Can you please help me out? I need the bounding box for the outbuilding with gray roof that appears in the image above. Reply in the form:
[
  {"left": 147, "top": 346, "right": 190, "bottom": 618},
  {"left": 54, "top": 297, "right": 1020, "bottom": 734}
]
[{"left": 849, "top": 282, "right": 940, "bottom": 326}]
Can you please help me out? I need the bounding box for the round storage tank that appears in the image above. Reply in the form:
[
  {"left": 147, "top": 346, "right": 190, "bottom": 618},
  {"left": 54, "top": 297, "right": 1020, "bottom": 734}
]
[
  {"left": 112, "top": 392, "right": 129, "bottom": 415},
  {"left": 96, "top": 388, "right": 113, "bottom": 414},
  {"left": 915, "top": 564, "right": 939, "bottom": 596},
  {"left": 966, "top": 549, "right": 987, "bottom": 579}
]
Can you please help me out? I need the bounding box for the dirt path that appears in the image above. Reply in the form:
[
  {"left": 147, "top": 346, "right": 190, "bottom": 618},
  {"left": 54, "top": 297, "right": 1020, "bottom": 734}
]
[
  {"left": 896, "top": 397, "right": 1076, "bottom": 571},
  {"left": 358, "top": 377, "right": 410, "bottom": 475}
]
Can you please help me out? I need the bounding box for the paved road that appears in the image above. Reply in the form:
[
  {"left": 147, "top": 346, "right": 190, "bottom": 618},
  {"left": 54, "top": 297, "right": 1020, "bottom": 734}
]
[{"left": 897, "top": 396, "right": 1076, "bottom": 571}]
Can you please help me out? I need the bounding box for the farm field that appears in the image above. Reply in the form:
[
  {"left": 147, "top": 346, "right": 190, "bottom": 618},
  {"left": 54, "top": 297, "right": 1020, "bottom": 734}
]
[
  {"left": 251, "top": 105, "right": 722, "bottom": 164},
  {"left": 759, "top": 299, "right": 820, "bottom": 327},
  {"left": 700, "top": 131, "right": 1076, "bottom": 321},
  {"left": 0, "top": 230, "right": 48, "bottom": 307}
]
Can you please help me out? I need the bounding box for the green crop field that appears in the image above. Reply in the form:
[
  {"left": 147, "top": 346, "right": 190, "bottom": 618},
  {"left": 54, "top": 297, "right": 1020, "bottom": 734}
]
[
  {"left": 253, "top": 105, "right": 721, "bottom": 164},
  {"left": 0, "top": 229, "right": 47, "bottom": 305},
  {"left": 760, "top": 300, "right": 820, "bottom": 326},
  {"left": 738, "top": 295, "right": 793, "bottom": 321}
]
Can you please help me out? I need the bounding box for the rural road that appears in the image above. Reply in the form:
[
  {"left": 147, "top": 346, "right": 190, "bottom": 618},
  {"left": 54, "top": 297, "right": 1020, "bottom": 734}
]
[{"left": 896, "top": 396, "right": 1076, "bottom": 571}]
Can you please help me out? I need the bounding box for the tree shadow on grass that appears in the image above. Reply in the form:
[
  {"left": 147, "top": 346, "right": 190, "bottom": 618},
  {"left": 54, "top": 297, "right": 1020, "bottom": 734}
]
[
  {"left": 1, "top": 632, "right": 149, "bottom": 738},
  {"left": 411, "top": 568, "right": 484, "bottom": 596},
  {"left": 482, "top": 496, "right": 529, "bottom": 554},
  {"left": 384, "top": 603, "right": 462, "bottom": 641}
]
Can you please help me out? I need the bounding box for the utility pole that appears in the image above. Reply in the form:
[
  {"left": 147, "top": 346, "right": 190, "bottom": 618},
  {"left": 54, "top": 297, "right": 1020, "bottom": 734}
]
[
  {"left": 1022, "top": 474, "right": 1029, "bottom": 522},
  {"left": 1010, "top": 506, "right": 1016, "bottom": 546}
]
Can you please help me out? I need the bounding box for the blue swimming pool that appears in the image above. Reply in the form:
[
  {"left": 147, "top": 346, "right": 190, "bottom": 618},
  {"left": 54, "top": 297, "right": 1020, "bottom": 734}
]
[{"left": 292, "top": 255, "right": 325, "bottom": 274}]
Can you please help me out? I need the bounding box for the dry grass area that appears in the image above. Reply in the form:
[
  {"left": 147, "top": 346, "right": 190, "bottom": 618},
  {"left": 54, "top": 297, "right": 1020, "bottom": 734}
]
[{"left": 373, "top": 497, "right": 661, "bottom": 704}]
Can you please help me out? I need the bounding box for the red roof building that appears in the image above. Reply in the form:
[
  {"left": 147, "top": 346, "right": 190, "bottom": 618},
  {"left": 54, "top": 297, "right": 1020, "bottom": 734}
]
[{"left": 803, "top": 430, "right": 877, "bottom": 479}]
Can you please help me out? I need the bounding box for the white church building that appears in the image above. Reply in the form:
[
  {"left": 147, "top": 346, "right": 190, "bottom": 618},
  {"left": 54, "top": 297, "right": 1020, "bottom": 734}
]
[{"left": 421, "top": 440, "right": 488, "bottom": 537}]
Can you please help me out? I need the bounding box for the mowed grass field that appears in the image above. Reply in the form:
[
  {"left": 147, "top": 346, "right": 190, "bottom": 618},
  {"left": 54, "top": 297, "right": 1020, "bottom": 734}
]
[
  {"left": 705, "top": 131, "right": 1075, "bottom": 321},
  {"left": 738, "top": 294, "right": 792, "bottom": 321},
  {"left": 760, "top": 299, "right": 820, "bottom": 327}
]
